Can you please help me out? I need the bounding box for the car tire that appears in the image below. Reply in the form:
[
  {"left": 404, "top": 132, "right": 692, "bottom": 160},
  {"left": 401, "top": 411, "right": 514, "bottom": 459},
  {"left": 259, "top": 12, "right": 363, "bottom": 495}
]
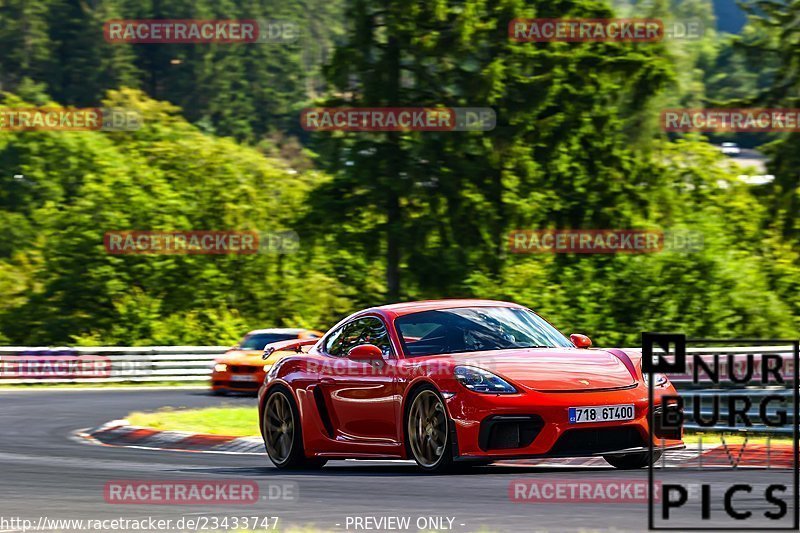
[
  {"left": 262, "top": 385, "right": 327, "bottom": 470},
  {"left": 604, "top": 450, "right": 662, "bottom": 470},
  {"left": 405, "top": 385, "right": 455, "bottom": 473}
]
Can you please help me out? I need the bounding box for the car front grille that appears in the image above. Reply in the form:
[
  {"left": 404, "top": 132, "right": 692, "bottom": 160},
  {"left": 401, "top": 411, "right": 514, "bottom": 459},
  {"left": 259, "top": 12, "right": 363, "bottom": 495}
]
[
  {"left": 213, "top": 380, "right": 260, "bottom": 390},
  {"left": 228, "top": 365, "right": 256, "bottom": 373},
  {"left": 549, "top": 426, "right": 647, "bottom": 455}
]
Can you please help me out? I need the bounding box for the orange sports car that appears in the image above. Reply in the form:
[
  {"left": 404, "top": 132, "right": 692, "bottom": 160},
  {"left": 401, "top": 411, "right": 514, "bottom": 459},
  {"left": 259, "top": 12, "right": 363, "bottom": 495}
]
[{"left": 211, "top": 328, "right": 322, "bottom": 394}]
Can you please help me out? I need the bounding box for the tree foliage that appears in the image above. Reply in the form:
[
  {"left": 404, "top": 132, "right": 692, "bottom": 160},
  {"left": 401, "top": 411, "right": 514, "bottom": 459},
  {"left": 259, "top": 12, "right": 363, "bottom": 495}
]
[{"left": 0, "top": 0, "right": 798, "bottom": 346}]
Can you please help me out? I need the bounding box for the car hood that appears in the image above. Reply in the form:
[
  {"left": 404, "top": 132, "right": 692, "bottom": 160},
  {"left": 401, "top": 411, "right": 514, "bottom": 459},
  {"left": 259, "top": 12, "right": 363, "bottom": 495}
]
[
  {"left": 217, "top": 350, "right": 264, "bottom": 366},
  {"left": 452, "top": 348, "right": 637, "bottom": 392}
]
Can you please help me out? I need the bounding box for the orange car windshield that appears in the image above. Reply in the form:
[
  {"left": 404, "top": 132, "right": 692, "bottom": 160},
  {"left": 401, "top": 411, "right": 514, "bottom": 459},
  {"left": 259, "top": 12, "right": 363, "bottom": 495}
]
[{"left": 240, "top": 333, "right": 296, "bottom": 350}]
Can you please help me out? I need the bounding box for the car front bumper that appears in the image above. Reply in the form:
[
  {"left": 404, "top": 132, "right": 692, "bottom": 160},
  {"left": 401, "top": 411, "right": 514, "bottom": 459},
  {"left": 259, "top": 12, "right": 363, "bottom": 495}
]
[
  {"left": 211, "top": 367, "right": 266, "bottom": 392},
  {"left": 444, "top": 384, "right": 683, "bottom": 459}
]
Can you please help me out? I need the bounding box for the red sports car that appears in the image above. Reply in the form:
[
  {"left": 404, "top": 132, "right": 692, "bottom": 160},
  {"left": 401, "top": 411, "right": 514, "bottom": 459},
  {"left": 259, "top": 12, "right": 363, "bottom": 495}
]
[{"left": 258, "top": 299, "right": 683, "bottom": 472}]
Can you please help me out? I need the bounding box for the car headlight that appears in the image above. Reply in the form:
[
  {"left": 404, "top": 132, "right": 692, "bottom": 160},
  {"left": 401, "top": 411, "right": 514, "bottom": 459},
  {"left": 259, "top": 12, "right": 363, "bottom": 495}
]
[
  {"left": 213, "top": 363, "right": 228, "bottom": 372},
  {"left": 454, "top": 366, "right": 517, "bottom": 394},
  {"left": 643, "top": 372, "right": 669, "bottom": 387},
  {"left": 267, "top": 360, "right": 282, "bottom": 380}
]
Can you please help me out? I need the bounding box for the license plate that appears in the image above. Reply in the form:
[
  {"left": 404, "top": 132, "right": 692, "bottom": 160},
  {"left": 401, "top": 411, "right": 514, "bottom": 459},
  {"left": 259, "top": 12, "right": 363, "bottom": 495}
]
[
  {"left": 230, "top": 374, "right": 256, "bottom": 382},
  {"left": 568, "top": 404, "right": 634, "bottom": 424}
]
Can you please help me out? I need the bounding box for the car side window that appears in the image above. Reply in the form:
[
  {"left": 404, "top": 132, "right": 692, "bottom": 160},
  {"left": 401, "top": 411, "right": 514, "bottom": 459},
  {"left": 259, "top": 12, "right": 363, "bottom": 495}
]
[
  {"left": 354, "top": 317, "right": 393, "bottom": 356},
  {"left": 324, "top": 324, "right": 351, "bottom": 357},
  {"left": 324, "top": 317, "right": 393, "bottom": 357}
]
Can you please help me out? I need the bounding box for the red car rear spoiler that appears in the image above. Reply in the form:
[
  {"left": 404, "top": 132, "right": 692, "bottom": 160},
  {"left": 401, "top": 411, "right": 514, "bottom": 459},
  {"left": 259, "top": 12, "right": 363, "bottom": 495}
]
[{"left": 262, "top": 338, "right": 318, "bottom": 360}]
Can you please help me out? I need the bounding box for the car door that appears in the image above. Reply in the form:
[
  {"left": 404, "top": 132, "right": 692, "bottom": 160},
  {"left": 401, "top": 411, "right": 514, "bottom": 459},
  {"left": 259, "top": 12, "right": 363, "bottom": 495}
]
[{"left": 317, "top": 316, "right": 399, "bottom": 444}]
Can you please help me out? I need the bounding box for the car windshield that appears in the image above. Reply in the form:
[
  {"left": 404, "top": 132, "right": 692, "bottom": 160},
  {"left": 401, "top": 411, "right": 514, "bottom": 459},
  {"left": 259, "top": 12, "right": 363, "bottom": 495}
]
[
  {"left": 239, "top": 333, "right": 296, "bottom": 350},
  {"left": 395, "top": 306, "right": 573, "bottom": 357}
]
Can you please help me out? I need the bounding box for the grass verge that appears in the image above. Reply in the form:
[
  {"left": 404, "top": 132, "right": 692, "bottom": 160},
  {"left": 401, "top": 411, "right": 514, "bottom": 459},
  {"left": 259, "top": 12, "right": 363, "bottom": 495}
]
[
  {"left": 127, "top": 406, "right": 260, "bottom": 437},
  {"left": 682, "top": 431, "right": 794, "bottom": 446}
]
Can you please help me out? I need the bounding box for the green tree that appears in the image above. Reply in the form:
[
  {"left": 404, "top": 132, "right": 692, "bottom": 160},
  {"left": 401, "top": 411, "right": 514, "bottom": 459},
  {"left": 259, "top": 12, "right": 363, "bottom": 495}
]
[
  {"left": 0, "top": 89, "right": 353, "bottom": 344},
  {"left": 730, "top": 1, "right": 800, "bottom": 240},
  {"left": 308, "top": 0, "right": 673, "bottom": 300}
]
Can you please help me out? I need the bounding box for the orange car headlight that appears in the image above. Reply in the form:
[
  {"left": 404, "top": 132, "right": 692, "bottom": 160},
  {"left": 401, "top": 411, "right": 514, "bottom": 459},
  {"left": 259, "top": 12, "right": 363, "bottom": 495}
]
[{"left": 214, "top": 363, "right": 228, "bottom": 372}]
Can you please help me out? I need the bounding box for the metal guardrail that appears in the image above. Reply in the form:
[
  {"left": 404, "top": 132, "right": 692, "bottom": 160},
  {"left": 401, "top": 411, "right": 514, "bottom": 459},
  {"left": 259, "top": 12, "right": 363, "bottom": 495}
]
[
  {"left": 0, "top": 346, "right": 227, "bottom": 384},
  {"left": 680, "top": 389, "right": 794, "bottom": 435}
]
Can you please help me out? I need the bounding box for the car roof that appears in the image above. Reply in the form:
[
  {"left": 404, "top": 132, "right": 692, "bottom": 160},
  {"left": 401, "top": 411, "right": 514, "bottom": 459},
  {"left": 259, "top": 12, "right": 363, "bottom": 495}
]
[
  {"left": 366, "top": 299, "right": 525, "bottom": 318},
  {"left": 245, "top": 328, "right": 307, "bottom": 335}
]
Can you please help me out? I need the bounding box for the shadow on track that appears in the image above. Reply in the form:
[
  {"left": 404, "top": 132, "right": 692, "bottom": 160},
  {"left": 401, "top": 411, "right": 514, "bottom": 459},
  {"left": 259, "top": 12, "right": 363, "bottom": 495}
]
[{"left": 178, "top": 462, "right": 618, "bottom": 478}]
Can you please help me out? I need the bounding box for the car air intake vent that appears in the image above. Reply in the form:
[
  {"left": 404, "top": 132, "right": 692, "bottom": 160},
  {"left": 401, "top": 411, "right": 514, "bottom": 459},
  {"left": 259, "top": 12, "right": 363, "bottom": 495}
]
[
  {"left": 653, "top": 405, "right": 683, "bottom": 440},
  {"left": 550, "top": 427, "right": 647, "bottom": 455},
  {"left": 479, "top": 415, "right": 544, "bottom": 451}
]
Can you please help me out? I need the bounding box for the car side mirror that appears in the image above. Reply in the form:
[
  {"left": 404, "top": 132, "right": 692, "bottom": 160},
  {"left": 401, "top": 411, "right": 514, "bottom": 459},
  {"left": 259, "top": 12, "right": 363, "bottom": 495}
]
[
  {"left": 348, "top": 344, "right": 384, "bottom": 362},
  {"left": 570, "top": 334, "right": 592, "bottom": 348}
]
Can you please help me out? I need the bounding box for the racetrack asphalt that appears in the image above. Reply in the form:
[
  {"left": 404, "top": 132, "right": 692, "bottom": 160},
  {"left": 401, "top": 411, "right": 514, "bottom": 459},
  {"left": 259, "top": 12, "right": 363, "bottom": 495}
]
[{"left": 0, "top": 388, "right": 795, "bottom": 532}]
